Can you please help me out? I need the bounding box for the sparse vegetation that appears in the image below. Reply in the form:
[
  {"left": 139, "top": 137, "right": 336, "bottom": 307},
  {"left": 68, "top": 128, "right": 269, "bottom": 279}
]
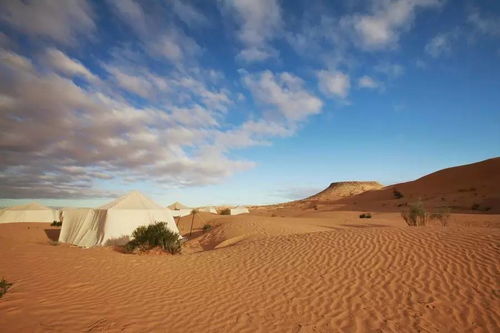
[
  {"left": 126, "top": 222, "right": 181, "bottom": 254},
  {"left": 50, "top": 221, "right": 62, "bottom": 227},
  {"left": 220, "top": 208, "right": 230, "bottom": 215},
  {"left": 471, "top": 203, "right": 491, "bottom": 212},
  {"left": 271, "top": 213, "right": 278, "bottom": 217},
  {"left": 401, "top": 201, "right": 428, "bottom": 227},
  {"left": 0, "top": 278, "right": 12, "bottom": 298},
  {"left": 202, "top": 224, "right": 212, "bottom": 232},
  {"left": 359, "top": 213, "right": 372, "bottom": 218},
  {"left": 430, "top": 207, "right": 451, "bottom": 227},
  {"left": 393, "top": 189, "right": 404, "bottom": 199}
]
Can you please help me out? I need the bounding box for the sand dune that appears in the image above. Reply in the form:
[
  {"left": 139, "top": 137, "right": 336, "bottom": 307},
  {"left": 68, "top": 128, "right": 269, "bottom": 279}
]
[
  {"left": 258, "top": 157, "right": 500, "bottom": 214},
  {"left": 338, "top": 157, "right": 500, "bottom": 213},
  {"left": 1, "top": 211, "right": 499, "bottom": 332}
]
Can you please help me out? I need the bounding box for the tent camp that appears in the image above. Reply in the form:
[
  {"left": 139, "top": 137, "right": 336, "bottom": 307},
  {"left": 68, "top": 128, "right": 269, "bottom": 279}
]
[
  {"left": 59, "top": 191, "right": 179, "bottom": 247},
  {"left": 168, "top": 201, "right": 192, "bottom": 217},
  {"left": 197, "top": 206, "right": 217, "bottom": 214},
  {"left": 230, "top": 206, "right": 249, "bottom": 215},
  {"left": 0, "top": 202, "right": 58, "bottom": 223}
]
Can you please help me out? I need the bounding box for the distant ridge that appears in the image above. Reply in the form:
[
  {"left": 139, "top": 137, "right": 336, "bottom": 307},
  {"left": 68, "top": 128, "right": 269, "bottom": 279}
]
[{"left": 304, "top": 181, "right": 384, "bottom": 201}]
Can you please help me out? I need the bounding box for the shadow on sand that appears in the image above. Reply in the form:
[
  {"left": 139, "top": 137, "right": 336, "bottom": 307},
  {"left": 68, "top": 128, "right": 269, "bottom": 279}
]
[{"left": 44, "top": 229, "right": 60, "bottom": 241}]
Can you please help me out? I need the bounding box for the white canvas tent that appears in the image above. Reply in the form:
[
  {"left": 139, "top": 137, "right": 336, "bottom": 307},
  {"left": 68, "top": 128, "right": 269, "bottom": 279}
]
[
  {"left": 230, "top": 206, "right": 249, "bottom": 215},
  {"left": 0, "top": 202, "right": 58, "bottom": 223},
  {"left": 59, "top": 191, "right": 179, "bottom": 247},
  {"left": 197, "top": 206, "right": 217, "bottom": 214},
  {"left": 168, "top": 201, "right": 192, "bottom": 217}
]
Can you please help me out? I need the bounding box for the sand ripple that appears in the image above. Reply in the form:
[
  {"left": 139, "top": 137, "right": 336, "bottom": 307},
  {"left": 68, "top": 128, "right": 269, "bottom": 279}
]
[{"left": 1, "top": 221, "right": 499, "bottom": 332}]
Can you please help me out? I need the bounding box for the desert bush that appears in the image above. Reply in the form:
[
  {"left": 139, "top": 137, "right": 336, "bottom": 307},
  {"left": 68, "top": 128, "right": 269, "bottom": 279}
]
[
  {"left": 393, "top": 189, "right": 404, "bottom": 199},
  {"left": 401, "top": 201, "right": 428, "bottom": 227},
  {"left": 220, "top": 208, "right": 230, "bottom": 215},
  {"left": 471, "top": 203, "right": 491, "bottom": 212},
  {"left": 0, "top": 278, "right": 12, "bottom": 298},
  {"left": 359, "top": 213, "right": 372, "bottom": 218},
  {"left": 126, "top": 222, "right": 181, "bottom": 254},
  {"left": 430, "top": 207, "right": 451, "bottom": 227},
  {"left": 271, "top": 213, "right": 278, "bottom": 217},
  {"left": 202, "top": 224, "right": 212, "bottom": 232},
  {"left": 50, "top": 221, "right": 62, "bottom": 227}
]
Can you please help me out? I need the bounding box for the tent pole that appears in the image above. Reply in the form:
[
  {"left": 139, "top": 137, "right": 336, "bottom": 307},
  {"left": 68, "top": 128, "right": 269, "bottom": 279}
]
[{"left": 189, "top": 212, "right": 195, "bottom": 237}]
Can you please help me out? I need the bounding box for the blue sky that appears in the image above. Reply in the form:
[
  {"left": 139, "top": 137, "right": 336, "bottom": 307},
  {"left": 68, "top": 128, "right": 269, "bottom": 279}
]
[{"left": 0, "top": 0, "right": 499, "bottom": 208}]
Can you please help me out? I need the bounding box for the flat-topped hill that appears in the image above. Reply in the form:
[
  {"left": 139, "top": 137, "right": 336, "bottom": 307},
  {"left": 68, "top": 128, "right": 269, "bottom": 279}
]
[{"left": 304, "top": 181, "right": 384, "bottom": 201}]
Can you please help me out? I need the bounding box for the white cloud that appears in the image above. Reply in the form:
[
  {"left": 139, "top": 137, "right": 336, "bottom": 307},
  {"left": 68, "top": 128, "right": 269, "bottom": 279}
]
[
  {"left": 358, "top": 75, "right": 381, "bottom": 89},
  {"left": 0, "top": 49, "right": 237, "bottom": 198},
  {"left": 104, "top": 65, "right": 155, "bottom": 98},
  {"left": 172, "top": 0, "right": 209, "bottom": 28},
  {"left": 317, "top": 70, "right": 351, "bottom": 99},
  {"left": 425, "top": 30, "right": 459, "bottom": 58},
  {"left": 43, "top": 48, "right": 97, "bottom": 81},
  {"left": 349, "top": 0, "right": 442, "bottom": 50},
  {"left": 106, "top": 0, "right": 148, "bottom": 36},
  {"left": 243, "top": 71, "right": 323, "bottom": 121},
  {"left": 0, "top": 48, "right": 316, "bottom": 199},
  {"left": 467, "top": 8, "right": 500, "bottom": 37},
  {"left": 106, "top": 0, "right": 201, "bottom": 65},
  {"left": 375, "top": 62, "right": 404, "bottom": 78},
  {"left": 0, "top": 0, "right": 95, "bottom": 45},
  {"left": 219, "top": 0, "right": 282, "bottom": 62},
  {"left": 0, "top": 48, "right": 33, "bottom": 72}
]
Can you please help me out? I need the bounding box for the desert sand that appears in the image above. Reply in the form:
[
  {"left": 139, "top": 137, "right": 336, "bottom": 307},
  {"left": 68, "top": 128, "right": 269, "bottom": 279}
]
[
  {"left": 1, "top": 211, "right": 499, "bottom": 332},
  {"left": 1, "top": 158, "right": 499, "bottom": 332}
]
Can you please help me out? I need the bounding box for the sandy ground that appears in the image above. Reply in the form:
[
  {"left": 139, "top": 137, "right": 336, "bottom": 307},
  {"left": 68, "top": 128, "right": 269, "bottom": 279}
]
[{"left": 1, "top": 210, "right": 499, "bottom": 332}]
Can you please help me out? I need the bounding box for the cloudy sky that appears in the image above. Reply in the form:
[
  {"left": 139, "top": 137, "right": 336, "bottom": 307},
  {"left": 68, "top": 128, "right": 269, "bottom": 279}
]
[{"left": 0, "top": 0, "right": 499, "bottom": 207}]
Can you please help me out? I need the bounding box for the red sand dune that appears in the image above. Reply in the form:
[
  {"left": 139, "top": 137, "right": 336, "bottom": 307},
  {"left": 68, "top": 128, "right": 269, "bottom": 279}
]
[
  {"left": 258, "top": 157, "right": 500, "bottom": 214},
  {"left": 337, "top": 157, "right": 500, "bottom": 213}
]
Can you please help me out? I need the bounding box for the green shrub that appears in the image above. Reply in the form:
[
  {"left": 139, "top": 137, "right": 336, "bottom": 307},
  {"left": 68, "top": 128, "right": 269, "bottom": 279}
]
[
  {"left": 0, "top": 278, "right": 12, "bottom": 298},
  {"left": 126, "top": 222, "right": 181, "bottom": 254},
  {"left": 393, "top": 189, "right": 404, "bottom": 199},
  {"left": 202, "top": 224, "right": 212, "bottom": 232},
  {"left": 430, "top": 207, "right": 451, "bottom": 227},
  {"left": 359, "top": 213, "right": 372, "bottom": 218},
  {"left": 220, "top": 208, "right": 230, "bottom": 215},
  {"left": 401, "top": 201, "right": 428, "bottom": 227},
  {"left": 50, "top": 221, "right": 62, "bottom": 227}
]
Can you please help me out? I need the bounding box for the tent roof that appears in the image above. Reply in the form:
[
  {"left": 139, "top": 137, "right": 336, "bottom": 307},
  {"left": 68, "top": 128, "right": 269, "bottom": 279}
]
[
  {"left": 168, "top": 201, "right": 190, "bottom": 210},
  {"left": 99, "top": 191, "right": 164, "bottom": 210},
  {"left": 4, "top": 202, "right": 53, "bottom": 211}
]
